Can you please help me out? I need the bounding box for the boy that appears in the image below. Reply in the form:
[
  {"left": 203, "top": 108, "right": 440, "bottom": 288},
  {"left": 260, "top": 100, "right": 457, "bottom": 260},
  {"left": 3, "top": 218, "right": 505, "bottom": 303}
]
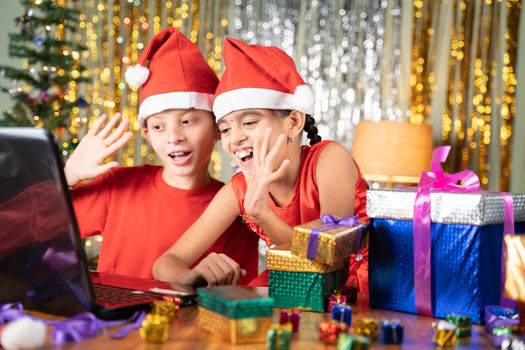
[{"left": 65, "top": 28, "right": 258, "bottom": 285}]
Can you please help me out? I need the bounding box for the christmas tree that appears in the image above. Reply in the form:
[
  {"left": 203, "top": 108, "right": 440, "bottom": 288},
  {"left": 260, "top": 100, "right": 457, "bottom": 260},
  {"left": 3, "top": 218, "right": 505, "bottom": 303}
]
[{"left": 0, "top": 0, "right": 88, "bottom": 154}]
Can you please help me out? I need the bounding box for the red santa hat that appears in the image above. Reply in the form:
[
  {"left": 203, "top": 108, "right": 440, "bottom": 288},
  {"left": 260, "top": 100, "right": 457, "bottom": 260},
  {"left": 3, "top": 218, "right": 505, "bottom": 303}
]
[
  {"left": 212, "top": 37, "right": 315, "bottom": 121},
  {"left": 125, "top": 27, "right": 219, "bottom": 127}
]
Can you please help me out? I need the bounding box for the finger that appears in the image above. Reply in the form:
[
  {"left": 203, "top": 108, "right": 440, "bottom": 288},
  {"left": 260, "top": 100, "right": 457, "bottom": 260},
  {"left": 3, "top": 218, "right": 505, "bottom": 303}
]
[
  {"left": 105, "top": 131, "right": 133, "bottom": 156},
  {"left": 258, "top": 127, "right": 272, "bottom": 165},
  {"left": 268, "top": 159, "right": 290, "bottom": 183},
  {"left": 103, "top": 118, "right": 130, "bottom": 146},
  {"left": 194, "top": 266, "right": 217, "bottom": 287},
  {"left": 88, "top": 114, "right": 108, "bottom": 136},
  {"left": 98, "top": 113, "right": 122, "bottom": 139},
  {"left": 240, "top": 269, "right": 247, "bottom": 277},
  {"left": 265, "top": 134, "right": 286, "bottom": 168},
  {"left": 211, "top": 256, "right": 237, "bottom": 285},
  {"left": 205, "top": 263, "right": 228, "bottom": 286},
  {"left": 219, "top": 254, "right": 241, "bottom": 285}
]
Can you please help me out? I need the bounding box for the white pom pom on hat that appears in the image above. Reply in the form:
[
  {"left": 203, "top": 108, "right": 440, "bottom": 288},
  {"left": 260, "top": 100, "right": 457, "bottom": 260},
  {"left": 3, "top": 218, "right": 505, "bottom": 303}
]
[
  {"left": 125, "top": 64, "right": 150, "bottom": 89},
  {"left": 292, "top": 84, "right": 315, "bottom": 114},
  {"left": 0, "top": 317, "right": 46, "bottom": 350}
]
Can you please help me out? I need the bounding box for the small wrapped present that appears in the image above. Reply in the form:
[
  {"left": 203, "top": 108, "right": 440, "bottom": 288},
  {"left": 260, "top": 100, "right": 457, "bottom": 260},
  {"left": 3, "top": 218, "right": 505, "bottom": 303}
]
[
  {"left": 150, "top": 297, "right": 180, "bottom": 324},
  {"left": 331, "top": 304, "right": 352, "bottom": 326},
  {"left": 197, "top": 286, "right": 274, "bottom": 344},
  {"left": 269, "top": 269, "right": 343, "bottom": 312},
  {"left": 504, "top": 235, "right": 525, "bottom": 303},
  {"left": 139, "top": 314, "right": 169, "bottom": 343},
  {"left": 445, "top": 313, "right": 471, "bottom": 337},
  {"left": 368, "top": 146, "right": 525, "bottom": 323},
  {"left": 352, "top": 318, "right": 378, "bottom": 341},
  {"left": 328, "top": 289, "right": 349, "bottom": 312},
  {"left": 198, "top": 307, "right": 272, "bottom": 344},
  {"left": 197, "top": 285, "right": 273, "bottom": 319},
  {"left": 337, "top": 333, "right": 370, "bottom": 350},
  {"left": 432, "top": 320, "right": 457, "bottom": 347},
  {"left": 318, "top": 320, "right": 348, "bottom": 345},
  {"left": 267, "top": 245, "right": 343, "bottom": 273},
  {"left": 291, "top": 214, "right": 367, "bottom": 265},
  {"left": 278, "top": 309, "right": 300, "bottom": 333},
  {"left": 380, "top": 320, "right": 403, "bottom": 344},
  {"left": 266, "top": 324, "right": 293, "bottom": 350}
]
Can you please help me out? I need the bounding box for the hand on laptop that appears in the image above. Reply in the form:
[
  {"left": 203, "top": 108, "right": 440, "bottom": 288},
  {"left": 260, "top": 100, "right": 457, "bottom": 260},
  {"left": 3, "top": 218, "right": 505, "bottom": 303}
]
[
  {"left": 64, "top": 113, "right": 133, "bottom": 187},
  {"left": 181, "top": 252, "right": 246, "bottom": 287}
]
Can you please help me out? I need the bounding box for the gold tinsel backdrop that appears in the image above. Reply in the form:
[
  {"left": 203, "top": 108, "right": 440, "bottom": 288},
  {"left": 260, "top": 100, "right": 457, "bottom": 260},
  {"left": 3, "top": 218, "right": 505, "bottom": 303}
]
[{"left": 68, "top": 0, "right": 522, "bottom": 191}]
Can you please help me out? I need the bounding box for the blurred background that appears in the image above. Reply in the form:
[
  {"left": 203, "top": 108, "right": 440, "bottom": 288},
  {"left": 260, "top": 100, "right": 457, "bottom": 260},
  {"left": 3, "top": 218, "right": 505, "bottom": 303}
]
[{"left": 2, "top": 0, "right": 524, "bottom": 192}]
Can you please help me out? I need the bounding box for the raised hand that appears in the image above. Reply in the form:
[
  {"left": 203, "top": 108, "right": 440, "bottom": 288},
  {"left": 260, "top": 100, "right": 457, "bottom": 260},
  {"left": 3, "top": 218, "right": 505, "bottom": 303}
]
[
  {"left": 242, "top": 128, "right": 289, "bottom": 223},
  {"left": 181, "top": 252, "right": 246, "bottom": 287},
  {"left": 64, "top": 113, "right": 133, "bottom": 187}
]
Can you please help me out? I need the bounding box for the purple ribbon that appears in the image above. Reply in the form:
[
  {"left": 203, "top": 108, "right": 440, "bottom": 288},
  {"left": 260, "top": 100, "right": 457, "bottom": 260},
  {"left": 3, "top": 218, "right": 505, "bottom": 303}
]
[
  {"left": 0, "top": 302, "right": 145, "bottom": 344},
  {"left": 0, "top": 303, "right": 25, "bottom": 324},
  {"left": 413, "top": 146, "right": 515, "bottom": 316},
  {"left": 306, "top": 214, "right": 361, "bottom": 260},
  {"left": 484, "top": 305, "right": 520, "bottom": 346}
]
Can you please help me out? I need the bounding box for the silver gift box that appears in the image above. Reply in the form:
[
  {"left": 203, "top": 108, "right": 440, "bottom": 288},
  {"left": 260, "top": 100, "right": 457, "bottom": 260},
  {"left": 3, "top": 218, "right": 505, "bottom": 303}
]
[{"left": 366, "top": 189, "right": 525, "bottom": 225}]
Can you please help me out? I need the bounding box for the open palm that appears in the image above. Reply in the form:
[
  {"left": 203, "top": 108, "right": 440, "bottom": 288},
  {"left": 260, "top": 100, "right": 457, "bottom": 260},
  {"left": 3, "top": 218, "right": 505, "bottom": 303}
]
[
  {"left": 242, "top": 129, "right": 289, "bottom": 221},
  {"left": 65, "top": 113, "right": 133, "bottom": 187}
]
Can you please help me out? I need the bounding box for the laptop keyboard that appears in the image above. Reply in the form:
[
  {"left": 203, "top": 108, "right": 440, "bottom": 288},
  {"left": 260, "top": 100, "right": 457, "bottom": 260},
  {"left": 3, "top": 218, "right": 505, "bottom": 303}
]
[{"left": 93, "top": 284, "right": 163, "bottom": 308}]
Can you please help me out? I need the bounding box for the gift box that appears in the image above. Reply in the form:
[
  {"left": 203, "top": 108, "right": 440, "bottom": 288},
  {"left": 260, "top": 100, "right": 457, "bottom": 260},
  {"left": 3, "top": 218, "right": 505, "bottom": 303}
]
[
  {"left": 267, "top": 245, "right": 343, "bottom": 273},
  {"left": 367, "top": 147, "right": 525, "bottom": 324},
  {"left": 269, "top": 269, "right": 343, "bottom": 312},
  {"left": 291, "top": 214, "right": 367, "bottom": 265},
  {"left": 197, "top": 286, "right": 274, "bottom": 344},
  {"left": 198, "top": 307, "right": 272, "bottom": 344},
  {"left": 197, "top": 285, "right": 273, "bottom": 319}
]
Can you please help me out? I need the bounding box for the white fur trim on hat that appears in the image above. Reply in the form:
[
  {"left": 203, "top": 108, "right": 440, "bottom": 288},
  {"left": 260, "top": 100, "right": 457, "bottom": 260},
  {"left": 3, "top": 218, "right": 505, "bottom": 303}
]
[
  {"left": 125, "top": 64, "right": 150, "bottom": 88},
  {"left": 213, "top": 86, "right": 315, "bottom": 121},
  {"left": 138, "top": 91, "right": 215, "bottom": 127}
]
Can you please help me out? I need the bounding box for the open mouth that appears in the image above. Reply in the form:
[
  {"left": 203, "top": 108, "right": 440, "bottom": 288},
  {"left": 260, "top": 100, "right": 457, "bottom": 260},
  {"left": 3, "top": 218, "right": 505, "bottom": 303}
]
[
  {"left": 168, "top": 151, "right": 191, "bottom": 160},
  {"left": 235, "top": 149, "right": 253, "bottom": 164}
]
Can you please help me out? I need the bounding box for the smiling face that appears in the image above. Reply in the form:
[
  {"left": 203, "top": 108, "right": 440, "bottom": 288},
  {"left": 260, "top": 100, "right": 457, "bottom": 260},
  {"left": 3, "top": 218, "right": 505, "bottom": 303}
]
[
  {"left": 217, "top": 109, "right": 292, "bottom": 171},
  {"left": 143, "top": 108, "right": 218, "bottom": 188}
]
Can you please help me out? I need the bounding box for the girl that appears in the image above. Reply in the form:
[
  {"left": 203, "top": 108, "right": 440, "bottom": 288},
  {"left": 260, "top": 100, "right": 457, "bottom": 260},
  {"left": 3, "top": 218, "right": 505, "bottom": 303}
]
[{"left": 153, "top": 37, "right": 368, "bottom": 288}]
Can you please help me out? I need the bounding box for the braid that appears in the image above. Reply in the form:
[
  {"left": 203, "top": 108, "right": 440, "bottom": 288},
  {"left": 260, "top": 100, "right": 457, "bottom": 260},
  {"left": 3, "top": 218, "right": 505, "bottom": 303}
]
[{"left": 304, "top": 115, "right": 322, "bottom": 145}]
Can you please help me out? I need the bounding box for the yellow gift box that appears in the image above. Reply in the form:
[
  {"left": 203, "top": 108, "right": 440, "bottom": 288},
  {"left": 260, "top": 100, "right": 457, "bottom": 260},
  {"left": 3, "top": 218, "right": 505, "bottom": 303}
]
[
  {"left": 504, "top": 235, "right": 525, "bottom": 302},
  {"left": 267, "top": 244, "right": 343, "bottom": 273},
  {"left": 291, "top": 215, "right": 367, "bottom": 265},
  {"left": 197, "top": 307, "right": 272, "bottom": 344}
]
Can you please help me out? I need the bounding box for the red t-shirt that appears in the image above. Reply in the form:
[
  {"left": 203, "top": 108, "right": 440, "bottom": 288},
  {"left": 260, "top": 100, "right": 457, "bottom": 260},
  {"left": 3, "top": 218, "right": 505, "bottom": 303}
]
[
  {"left": 231, "top": 140, "right": 369, "bottom": 286},
  {"left": 71, "top": 165, "right": 258, "bottom": 284}
]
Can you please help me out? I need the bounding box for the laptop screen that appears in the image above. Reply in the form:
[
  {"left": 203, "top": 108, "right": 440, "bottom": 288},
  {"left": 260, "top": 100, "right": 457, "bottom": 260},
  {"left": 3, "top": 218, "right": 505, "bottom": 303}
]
[{"left": 0, "top": 128, "right": 97, "bottom": 315}]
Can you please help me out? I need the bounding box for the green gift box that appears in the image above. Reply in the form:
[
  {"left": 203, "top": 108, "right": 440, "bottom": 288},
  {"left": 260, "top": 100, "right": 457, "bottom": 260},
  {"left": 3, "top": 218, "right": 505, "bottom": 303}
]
[
  {"left": 268, "top": 269, "right": 343, "bottom": 312},
  {"left": 197, "top": 285, "right": 274, "bottom": 319}
]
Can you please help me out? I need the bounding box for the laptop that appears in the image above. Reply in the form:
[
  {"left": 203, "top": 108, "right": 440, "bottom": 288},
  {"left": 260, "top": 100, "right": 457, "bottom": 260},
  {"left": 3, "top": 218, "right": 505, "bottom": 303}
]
[{"left": 0, "top": 127, "right": 196, "bottom": 319}]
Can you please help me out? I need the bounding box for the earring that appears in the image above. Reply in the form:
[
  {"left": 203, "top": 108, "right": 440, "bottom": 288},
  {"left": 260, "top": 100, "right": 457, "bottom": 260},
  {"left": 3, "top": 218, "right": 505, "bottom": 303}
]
[{"left": 288, "top": 135, "right": 295, "bottom": 143}]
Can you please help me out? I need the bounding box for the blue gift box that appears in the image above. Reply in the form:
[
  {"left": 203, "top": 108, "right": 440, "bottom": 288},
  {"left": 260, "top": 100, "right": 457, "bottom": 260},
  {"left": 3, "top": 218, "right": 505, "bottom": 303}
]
[{"left": 367, "top": 189, "right": 525, "bottom": 324}]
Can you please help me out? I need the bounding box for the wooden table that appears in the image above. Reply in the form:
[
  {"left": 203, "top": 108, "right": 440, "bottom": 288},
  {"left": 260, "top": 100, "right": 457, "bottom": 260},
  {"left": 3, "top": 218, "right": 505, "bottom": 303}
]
[{"left": 30, "top": 304, "right": 494, "bottom": 349}]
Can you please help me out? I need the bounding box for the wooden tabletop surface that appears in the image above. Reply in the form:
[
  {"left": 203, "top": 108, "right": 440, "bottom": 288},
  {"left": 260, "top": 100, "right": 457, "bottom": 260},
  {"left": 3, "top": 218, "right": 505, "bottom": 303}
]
[{"left": 28, "top": 303, "right": 495, "bottom": 349}]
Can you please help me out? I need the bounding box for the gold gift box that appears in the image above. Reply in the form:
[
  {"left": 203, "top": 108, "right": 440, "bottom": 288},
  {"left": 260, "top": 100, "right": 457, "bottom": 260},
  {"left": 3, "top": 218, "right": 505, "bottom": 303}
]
[
  {"left": 197, "top": 307, "right": 272, "bottom": 344},
  {"left": 504, "top": 235, "right": 525, "bottom": 302},
  {"left": 291, "top": 219, "right": 366, "bottom": 265},
  {"left": 267, "top": 244, "right": 343, "bottom": 273}
]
